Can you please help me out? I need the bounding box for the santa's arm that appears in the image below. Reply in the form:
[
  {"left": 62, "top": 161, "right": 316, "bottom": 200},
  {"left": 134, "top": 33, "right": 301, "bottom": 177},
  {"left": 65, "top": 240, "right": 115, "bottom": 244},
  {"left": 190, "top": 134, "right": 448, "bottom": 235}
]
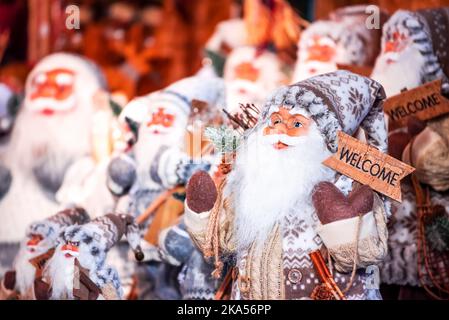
[
  {"left": 184, "top": 171, "right": 236, "bottom": 256},
  {"left": 313, "top": 182, "right": 388, "bottom": 273},
  {"left": 106, "top": 154, "right": 137, "bottom": 197}
]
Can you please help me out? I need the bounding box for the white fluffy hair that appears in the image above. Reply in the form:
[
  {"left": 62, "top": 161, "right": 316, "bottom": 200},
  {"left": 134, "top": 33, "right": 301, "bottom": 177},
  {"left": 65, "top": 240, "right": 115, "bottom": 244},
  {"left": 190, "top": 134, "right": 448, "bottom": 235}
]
[
  {"left": 44, "top": 245, "right": 76, "bottom": 300},
  {"left": 0, "top": 54, "right": 103, "bottom": 241},
  {"left": 227, "top": 121, "right": 335, "bottom": 251},
  {"left": 44, "top": 239, "right": 100, "bottom": 300},
  {"left": 224, "top": 46, "right": 286, "bottom": 113},
  {"left": 133, "top": 106, "right": 187, "bottom": 190},
  {"left": 371, "top": 44, "right": 426, "bottom": 97},
  {"left": 13, "top": 238, "right": 53, "bottom": 295}
]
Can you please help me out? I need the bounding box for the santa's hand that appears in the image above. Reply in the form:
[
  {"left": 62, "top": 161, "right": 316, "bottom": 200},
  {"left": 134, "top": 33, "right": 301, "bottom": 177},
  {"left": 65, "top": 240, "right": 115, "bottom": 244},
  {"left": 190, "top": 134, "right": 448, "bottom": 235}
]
[
  {"left": 107, "top": 155, "right": 137, "bottom": 196},
  {"left": 312, "top": 181, "right": 374, "bottom": 224},
  {"left": 34, "top": 277, "right": 50, "bottom": 300},
  {"left": 0, "top": 164, "right": 12, "bottom": 201},
  {"left": 186, "top": 171, "right": 217, "bottom": 214}
]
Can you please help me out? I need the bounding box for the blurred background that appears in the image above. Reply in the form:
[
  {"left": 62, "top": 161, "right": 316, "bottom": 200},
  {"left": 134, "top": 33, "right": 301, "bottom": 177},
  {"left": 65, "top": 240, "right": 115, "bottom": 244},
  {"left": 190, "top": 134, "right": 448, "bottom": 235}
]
[{"left": 1, "top": 0, "right": 448, "bottom": 102}]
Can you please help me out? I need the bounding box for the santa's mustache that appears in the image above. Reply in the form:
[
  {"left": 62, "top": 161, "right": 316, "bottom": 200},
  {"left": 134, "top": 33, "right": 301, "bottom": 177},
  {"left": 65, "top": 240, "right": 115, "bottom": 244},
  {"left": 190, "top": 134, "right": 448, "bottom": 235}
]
[
  {"left": 25, "top": 96, "right": 76, "bottom": 113},
  {"left": 146, "top": 124, "right": 172, "bottom": 135},
  {"left": 380, "top": 51, "right": 401, "bottom": 64},
  {"left": 262, "top": 133, "right": 304, "bottom": 146}
]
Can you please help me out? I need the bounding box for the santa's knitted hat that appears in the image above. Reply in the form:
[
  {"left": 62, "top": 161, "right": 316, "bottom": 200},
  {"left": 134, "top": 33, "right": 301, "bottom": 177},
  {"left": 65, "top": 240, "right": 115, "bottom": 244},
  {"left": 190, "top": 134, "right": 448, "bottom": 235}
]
[
  {"left": 90, "top": 213, "right": 144, "bottom": 261},
  {"left": 258, "top": 70, "right": 387, "bottom": 153},
  {"left": 381, "top": 9, "right": 449, "bottom": 84},
  {"left": 26, "top": 207, "right": 90, "bottom": 241}
]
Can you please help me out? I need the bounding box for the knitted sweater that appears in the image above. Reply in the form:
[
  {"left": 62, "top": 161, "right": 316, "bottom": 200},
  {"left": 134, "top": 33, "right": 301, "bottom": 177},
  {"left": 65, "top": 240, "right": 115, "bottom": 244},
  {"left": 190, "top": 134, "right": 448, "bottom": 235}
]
[{"left": 185, "top": 190, "right": 388, "bottom": 300}]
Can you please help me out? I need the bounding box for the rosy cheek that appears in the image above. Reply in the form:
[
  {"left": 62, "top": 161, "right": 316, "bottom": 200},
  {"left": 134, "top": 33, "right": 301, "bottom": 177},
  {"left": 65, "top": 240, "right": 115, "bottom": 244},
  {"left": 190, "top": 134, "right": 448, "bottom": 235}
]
[{"left": 263, "top": 126, "right": 273, "bottom": 136}]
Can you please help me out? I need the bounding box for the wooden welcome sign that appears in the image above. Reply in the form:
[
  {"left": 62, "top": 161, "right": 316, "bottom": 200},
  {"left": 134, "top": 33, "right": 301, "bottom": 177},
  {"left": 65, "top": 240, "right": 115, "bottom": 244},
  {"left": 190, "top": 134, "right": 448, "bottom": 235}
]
[
  {"left": 384, "top": 79, "right": 449, "bottom": 127},
  {"left": 323, "top": 132, "right": 415, "bottom": 202}
]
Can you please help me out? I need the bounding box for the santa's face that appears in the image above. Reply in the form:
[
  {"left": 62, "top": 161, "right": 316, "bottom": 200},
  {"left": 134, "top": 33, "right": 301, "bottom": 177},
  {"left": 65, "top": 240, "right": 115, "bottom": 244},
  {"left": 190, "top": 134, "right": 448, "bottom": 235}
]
[
  {"left": 144, "top": 105, "right": 187, "bottom": 136},
  {"left": 305, "top": 35, "right": 337, "bottom": 63},
  {"left": 371, "top": 28, "right": 425, "bottom": 96},
  {"left": 262, "top": 107, "right": 312, "bottom": 150},
  {"left": 294, "top": 36, "right": 338, "bottom": 81},
  {"left": 13, "top": 233, "right": 54, "bottom": 294},
  {"left": 26, "top": 68, "right": 76, "bottom": 116}
]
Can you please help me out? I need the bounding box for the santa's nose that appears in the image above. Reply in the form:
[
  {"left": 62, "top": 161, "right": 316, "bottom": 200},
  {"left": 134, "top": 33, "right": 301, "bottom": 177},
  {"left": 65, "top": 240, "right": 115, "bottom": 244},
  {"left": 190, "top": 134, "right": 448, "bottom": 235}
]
[{"left": 62, "top": 244, "right": 79, "bottom": 253}]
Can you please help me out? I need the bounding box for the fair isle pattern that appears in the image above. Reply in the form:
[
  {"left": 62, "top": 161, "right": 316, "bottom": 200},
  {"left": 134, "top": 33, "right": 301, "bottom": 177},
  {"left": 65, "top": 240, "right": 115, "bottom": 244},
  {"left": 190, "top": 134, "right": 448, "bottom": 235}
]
[{"left": 93, "top": 216, "right": 120, "bottom": 251}]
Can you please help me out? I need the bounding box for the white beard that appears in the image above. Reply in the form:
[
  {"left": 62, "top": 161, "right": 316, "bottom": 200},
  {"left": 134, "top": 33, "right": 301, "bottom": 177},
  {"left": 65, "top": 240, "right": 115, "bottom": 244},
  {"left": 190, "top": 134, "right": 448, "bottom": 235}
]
[
  {"left": 0, "top": 96, "right": 94, "bottom": 242},
  {"left": 371, "top": 47, "right": 426, "bottom": 97},
  {"left": 44, "top": 244, "right": 99, "bottom": 300},
  {"left": 227, "top": 125, "right": 335, "bottom": 251},
  {"left": 13, "top": 242, "right": 51, "bottom": 295},
  {"left": 134, "top": 125, "right": 185, "bottom": 189},
  {"left": 5, "top": 96, "right": 92, "bottom": 175}
]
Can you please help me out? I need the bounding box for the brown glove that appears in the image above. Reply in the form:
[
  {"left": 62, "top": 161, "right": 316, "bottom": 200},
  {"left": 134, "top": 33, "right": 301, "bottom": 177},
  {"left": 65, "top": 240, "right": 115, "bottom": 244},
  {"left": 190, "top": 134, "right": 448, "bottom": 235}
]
[
  {"left": 312, "top": 182, "right": 374, "bottom": 224},
  {"left": 186, "top": 171, "right": 217, "bottom": 214},
  {"left": 3, "top": 270, "right": 16, "bottom": 290},
  {"left": 34, "top": 277, "right": 50, "bottom": 300}
]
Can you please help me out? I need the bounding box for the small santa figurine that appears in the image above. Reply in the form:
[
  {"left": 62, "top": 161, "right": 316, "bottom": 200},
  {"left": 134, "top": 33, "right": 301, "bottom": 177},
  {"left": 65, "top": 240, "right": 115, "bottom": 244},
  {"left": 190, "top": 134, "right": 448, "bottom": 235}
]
[
  {"left": 184, "top": 70, "right": 389, "bottom": 300},
  {"left": 371, "top": 8, "right": 449, "bottom": 97},
  {"left": 293, "top": 5, "right": 385, "bottom": 82},
  {"left": 0, "top": 53, "right": 107, "bottom": 275},
  {"left": 223, "top": 46, "right": 289, "bottom": 115},
  {"left": 0, "top": 207, "right": 89, "bottom": 300},
  {"left": 35, "top": 213, "right": 143, "bottom": 300},
  {"left": 106, "top": 75, "right": 225, "bottom": 299}
]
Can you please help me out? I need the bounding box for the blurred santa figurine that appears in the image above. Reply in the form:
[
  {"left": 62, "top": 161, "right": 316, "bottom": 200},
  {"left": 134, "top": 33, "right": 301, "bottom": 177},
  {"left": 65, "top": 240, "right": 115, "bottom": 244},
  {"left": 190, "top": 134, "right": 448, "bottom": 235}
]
[
  {"left": 293, "top": 5, "right": 385, "bottom": 82},
  {"left": 371, "top": 8, "right": 449, "bottom": 97},
  {"left": 35, "top": 213, "right": 143, "bottom": 300},
  {"left": 0, "top": 207, "right": 89, "bottom": 299},
  {"left": 0, "top": 53, "right": 107, "bottom": 276},
  {"left": 185, "top": 71, "right": 389, "bottom": 300}
]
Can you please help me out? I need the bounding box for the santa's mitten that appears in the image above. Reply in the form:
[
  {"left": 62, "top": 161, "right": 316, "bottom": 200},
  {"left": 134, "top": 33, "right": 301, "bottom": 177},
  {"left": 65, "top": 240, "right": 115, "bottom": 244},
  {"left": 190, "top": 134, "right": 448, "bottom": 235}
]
[
  {"left": 3, "top": 270, "right": 16, "bottom": 291},
  {"left": 34, "top": 278, "right": 50, "bottom": 300},
  {"left": 176, "top": 160, "right": 212, "bottom": 185},
  {"left": 107, "top": 155, "right": 137, "bottom": 196},
  {"left": 312, "top": 181, "right": 374, "bottom": 224},
  {"left": 186, "top": 171, "right": 217, "bottom": 214},
  {"left": 0, "top": 164, "right": 12, "bottom": 201},
  {"left": 313, "top": 182, "right": 388, "bottom": 272}
]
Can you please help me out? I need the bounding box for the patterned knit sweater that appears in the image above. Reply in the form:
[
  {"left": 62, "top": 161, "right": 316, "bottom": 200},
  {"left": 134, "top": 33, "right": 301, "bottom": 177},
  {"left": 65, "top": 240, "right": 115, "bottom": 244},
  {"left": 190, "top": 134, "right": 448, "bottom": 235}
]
[{"left": 185, "top": 190, "right": 388, "bottom": 300}]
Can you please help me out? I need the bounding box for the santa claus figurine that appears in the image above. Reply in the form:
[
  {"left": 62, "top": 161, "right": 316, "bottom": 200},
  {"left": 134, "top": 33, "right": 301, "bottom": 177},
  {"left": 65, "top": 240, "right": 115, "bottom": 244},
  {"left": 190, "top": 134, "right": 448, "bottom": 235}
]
[
  {"left": 34, "top": 213, "right": 143, "bottom": 300},
  {"left": 185, "top": 70, "right": 389, "bottom": 300},
  {"left": 0, "top": 53, "right": 107, "bottom": 276},
  {"left": 223, "top": 46, "right": 289, "bottom": 115},
  {"left": 0, "top": 207, "right": 89, "bottom": 300},
  {"left": 371, "top": 8, "right": 449, "bottom": 97},
  {"left": 106, "top": 75, "right": 225, "bottom": 299},
  {"left": 293, "top": 5, "right": 385, "bottom": 82}
]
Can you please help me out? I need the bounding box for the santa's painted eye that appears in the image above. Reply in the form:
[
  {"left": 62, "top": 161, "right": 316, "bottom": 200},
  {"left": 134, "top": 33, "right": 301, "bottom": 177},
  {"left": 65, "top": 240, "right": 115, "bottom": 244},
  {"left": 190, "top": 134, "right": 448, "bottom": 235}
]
[{"left": 294, "top": 121, "right": 302, "bottom": 128}]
